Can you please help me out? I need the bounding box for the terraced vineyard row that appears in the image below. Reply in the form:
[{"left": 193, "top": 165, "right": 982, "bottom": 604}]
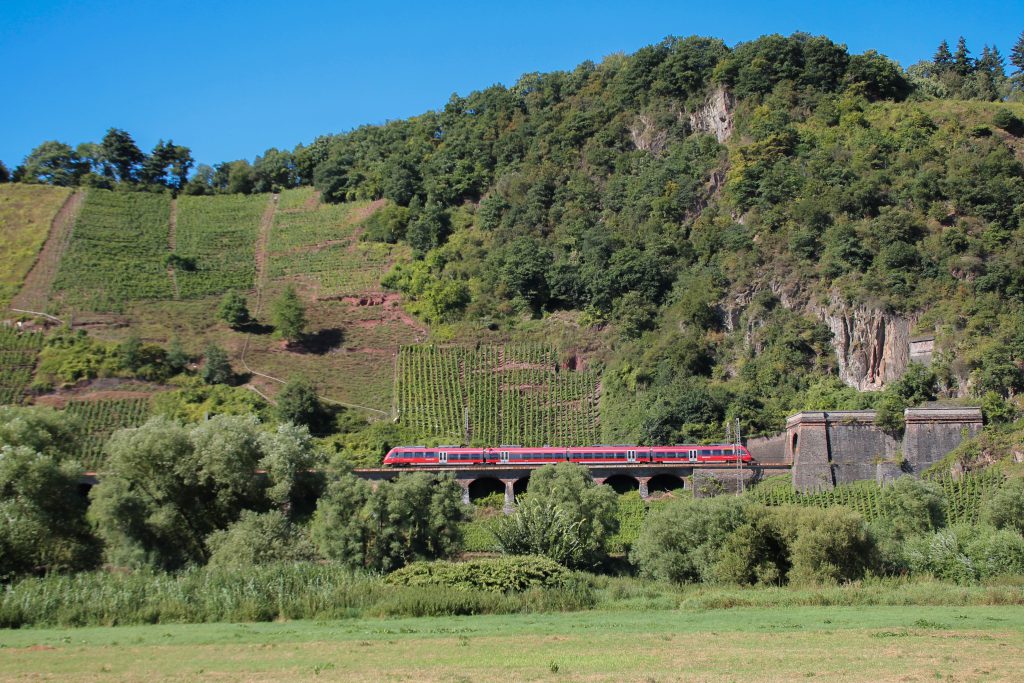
[
  {"left": 52, "top": 190, "right": 172, "bottom": 312},
  {"left": 0, "top": 327, "right": 43, "bottom": 405},
  {"left": 396, "top": 344, "right": 600, "bottom": 446},
  {"left": 174, "top": 194, "right": 266, "bottom": 297},
  {"left": 751, "top": 469, "right": 1006, "bottom": 524},
  {"left": 64, "top": 397, "right": 151, "bottom": 471},
  {"left": 267, "top": 197, "right": 408, "bottom": 298}
]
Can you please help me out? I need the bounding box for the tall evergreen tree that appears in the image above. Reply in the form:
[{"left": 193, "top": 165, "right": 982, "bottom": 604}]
[
  {"left": 1012, "top": 31, "right": 1024, "bottom": 74},
  {"left": 933, "top": 40, "right": 953, "bottom": 70},
  {"left": 953, "top": 36, "right": 974, "bottom": 76}
]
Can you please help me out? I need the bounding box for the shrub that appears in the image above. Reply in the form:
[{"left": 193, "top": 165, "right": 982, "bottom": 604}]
[
  {"left": 630, "top": 496, "right": 750, "bottom": 583},
  {"left": 206, "top": 510, "right": 317, "bottom": 568},
  {"left": 386, "top": 555, "right": 573, "bottom": 592},
  {"left": 980, "top": 478, "right": 1024, "bottom": 535},
  {"left": 217, "top": 291, "right": 251, "bottom": 328}
]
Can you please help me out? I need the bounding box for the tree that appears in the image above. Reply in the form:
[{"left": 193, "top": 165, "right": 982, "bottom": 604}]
[
  {"left": 89, "top": 415, "right": 314, "bottom": 569},
  {"left": 953, "top": 36, "right": 973, "bottom": 77},
  {"left": 0, "top": 444, "right": 99, "bottom": 578},
  {"left": 201, "top": 344, "right": 233, "bottom": 385},
  {"left": 99, "top": 128, "right": 144, "bottom": 182},
  {"left": 140, "top": 140, "right": 193, "bottom": 190},
  {"left": 274, "top": 377, "right": 325, "bottom": 432},
  {"left": 933, "top": 40, "right": 953, "bottom": 70},
  {"left": 0, "top": 160, "right": 9, "bottom": 183},
  {"left": 271, "top": 285, "right": 306, "bottom": 343},
  {"left": 21, "top": 141, "right": 87, "bottom": 186},
  {"left": 1010, "top": 31, "right": 1024, "bottom": 74},
  {"left": 0, "top": 407, "right": 98, "bottom": 578},
  {"left": 312, "top": 469, "right": 466, "bottom": 572},
  {"left": 218, "top": 291, "right": 251, "bottom": 328},
  {"left": 495, "top": 463, "right": 618, "bottom": 568},
  {"left": 166, "top": 336, "right": 189, "bottom": 375},
  {"left": 980, "top": 478, "right": 1024, "bottom": 534},
  {"left": 630, "top": 495, "right": 750, "bottom": 582},
  {"left": 206, "top": 510, "right": 316, "bottom": 568}
]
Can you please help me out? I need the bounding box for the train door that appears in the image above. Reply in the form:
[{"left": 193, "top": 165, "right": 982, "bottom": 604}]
[
  {"left": 500, "top": 450, "right": 510, "bottom": 464},
  {"left": 438, "top": 451, "right": 448, "bottom": 464},
  {"left": 688, "top": 449, "right": 698, "bottom": 463},
  {"left": 627, "top": 450, "right": 637, "bottom": 463}
]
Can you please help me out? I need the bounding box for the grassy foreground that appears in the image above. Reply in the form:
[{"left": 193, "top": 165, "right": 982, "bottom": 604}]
[{"left": 1, "top": 605, "right": 1022, "bottom": 682}]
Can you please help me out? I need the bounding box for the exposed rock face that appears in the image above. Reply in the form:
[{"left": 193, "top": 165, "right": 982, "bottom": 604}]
[
  {"left": 689, "top": 87, "right": 735, "bottom": 143},
  {"left": 808, "top": 294, "right": 914, "bottom": 391},
  {"left": 723, "top": 285, "right": 915, "bottom": 391}
]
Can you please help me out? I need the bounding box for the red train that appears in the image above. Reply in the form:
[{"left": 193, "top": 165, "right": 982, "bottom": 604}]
[{"left": 383, "top": 444, "right": 753, "bottom": 466}]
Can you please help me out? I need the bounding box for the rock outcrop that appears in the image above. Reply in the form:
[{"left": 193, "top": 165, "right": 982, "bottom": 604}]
[
  {"left": 688, "top": 87, "right": 735, "bottom": 143},
  {"left": 808, "top": 293, "right": 914, "bottom": 391}
]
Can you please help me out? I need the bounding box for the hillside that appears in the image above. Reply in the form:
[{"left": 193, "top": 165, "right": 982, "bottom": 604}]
[
  {"left": 2, "top": 33, "right": 1024, "bottom": 462},
  {"left": 0, "top": 184, "right": 72, "bottom": 309}
]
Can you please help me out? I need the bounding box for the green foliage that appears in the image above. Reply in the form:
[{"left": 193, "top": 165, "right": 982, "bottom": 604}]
[
  {"left": 217, "top": 291, "right": 251, "bottom": 328},
  {"left": 271, "top": 285, "right": 306, "bottom": 342},
  {"left": 200, "top": 344, "right": 232, "bottom": 385},
  {"left": 89, "top": 415, "right": 316, "bottom": 569},
  {"left": 903, "top": 524, "right": 1024, "bottom": 583},
  {"left": 386, "top": 555, "right": 574, "bottom": 592},
  {"left": 152, "top": 376, "right": 269, "bottom": 423},
  {"left": 980, "top": 477, "right": 1024, "bottom": 534},
  {"left": 0, "top": 407, "right": 96, "bottom": 579},
  {"left": 311, "top": 470, "right": 467, "bottom": 572},
  {"left": 206, "top": 510, "right": 316, "bottom": 569},
  {"left": 274, "top": 377, "right": 326, "bottom": 432},
  {"left": 494, "top": 463, "right": 617, "bottom": 569},
  {"left": 630, "top": 496, "right": 750, "bottom": 583}
]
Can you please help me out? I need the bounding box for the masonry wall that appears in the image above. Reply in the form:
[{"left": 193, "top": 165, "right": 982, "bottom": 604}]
[{"left": 786, "top": 407, "right": 982, "bottom": 492}]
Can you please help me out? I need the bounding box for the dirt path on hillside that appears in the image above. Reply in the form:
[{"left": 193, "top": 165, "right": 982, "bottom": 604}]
[
  {"left": 167, "top": 198, "right": 180, "bottom": 299},
  {"left": 11, "top": 190, "right": 85, "bottom": 315},
  {"left": 252, "top": 193, "right": 278, "bottom": 317}
]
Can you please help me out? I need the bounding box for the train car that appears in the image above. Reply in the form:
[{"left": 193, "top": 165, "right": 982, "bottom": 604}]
[{"left": 383, "top": 444, "right": 753, "bottom": 466}]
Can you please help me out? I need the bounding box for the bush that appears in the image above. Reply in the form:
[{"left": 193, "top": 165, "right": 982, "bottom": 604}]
[
  {"left": 386, "top": 555, "right": 573, "bottom": 592},
  {"left": 980, "top": 478, "right": 1024, "bottom": 534},
  {"left": 206, "top": 510, "right": 317, "bottom": 569},
  {"left": 630, "top": 496, "right": 750, "bottom": 583},
  {"left": 904, "top": 524, "right": 1024, "bottom": 583},
  {"left": 217, "top": 291, "right": 251, "bottom": 328}
]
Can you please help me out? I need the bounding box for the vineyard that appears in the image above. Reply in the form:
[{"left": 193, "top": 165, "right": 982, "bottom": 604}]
[
  {"left": 396, "top": 344, "right": 601, "bottom": 446},
  {"left": 0, "top": 327, "right": 43, "bottom": 405},
  {"left": 52, "top": 190, "right": 173, "bottom": 311},
  {"left": 750, "top": 469, "right": 1006, "bottom": 524},
  {"left": 174, "top": 194, "right": 266, "bottom": 298},
  {"left": 63, "top": 397, "right": 151, "bottom": 471},
  {"left": 268, "top": 197, "right": 408, "bottom": 298}
]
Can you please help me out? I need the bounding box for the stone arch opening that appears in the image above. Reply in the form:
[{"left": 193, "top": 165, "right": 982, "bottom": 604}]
[
  {"left": 468, "top": 477, "right": 505, "bottom": 503},
  {"left": 603, "top": 474, "right": 640, "bottom": 495},
  {"left": 513, "top": 477, "right": 529, "bottom": 498},
  {"left": 648, "top": 473, "right": 685, "bottom": 494}
]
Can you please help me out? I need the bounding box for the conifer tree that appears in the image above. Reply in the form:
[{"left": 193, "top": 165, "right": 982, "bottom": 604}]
[
  {"left": 934, "top": 40, "right": 953, "bottom": 70},
  {"left": 953, "top": 36, "right": 973, "bottom": 76},
  {"left": 271, "top": 285, "right": 307, "bottom": 343},
  {"left": 1012, "top": 31, "right": 1024, "bottom": 74}
]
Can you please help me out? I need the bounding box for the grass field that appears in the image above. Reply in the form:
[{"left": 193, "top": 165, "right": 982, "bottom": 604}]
[
  {"left": 0, "top": 184, "right": 71, "bottom": 309},
  {"left": 1, "top": 605, "right": 1021, "bottom": 681}
]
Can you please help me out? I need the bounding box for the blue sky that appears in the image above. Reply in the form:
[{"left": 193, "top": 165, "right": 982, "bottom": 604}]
[{"left": 1, "top": 1, "right": 1022, "bottom": 169}]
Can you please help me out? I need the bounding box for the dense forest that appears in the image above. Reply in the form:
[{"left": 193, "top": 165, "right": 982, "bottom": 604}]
[{"left": 4, "top": 32, "right": 1024, "bottom": 446}]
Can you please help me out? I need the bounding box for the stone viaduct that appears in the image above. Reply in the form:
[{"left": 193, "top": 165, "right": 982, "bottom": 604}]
[{"left": 353, "top": 406, "right": 982, "bottom": 502}]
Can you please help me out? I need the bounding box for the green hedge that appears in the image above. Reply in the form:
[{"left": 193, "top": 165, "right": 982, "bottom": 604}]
[{"left": 386, "top": 555, "right": 573, "bottom": 592}]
